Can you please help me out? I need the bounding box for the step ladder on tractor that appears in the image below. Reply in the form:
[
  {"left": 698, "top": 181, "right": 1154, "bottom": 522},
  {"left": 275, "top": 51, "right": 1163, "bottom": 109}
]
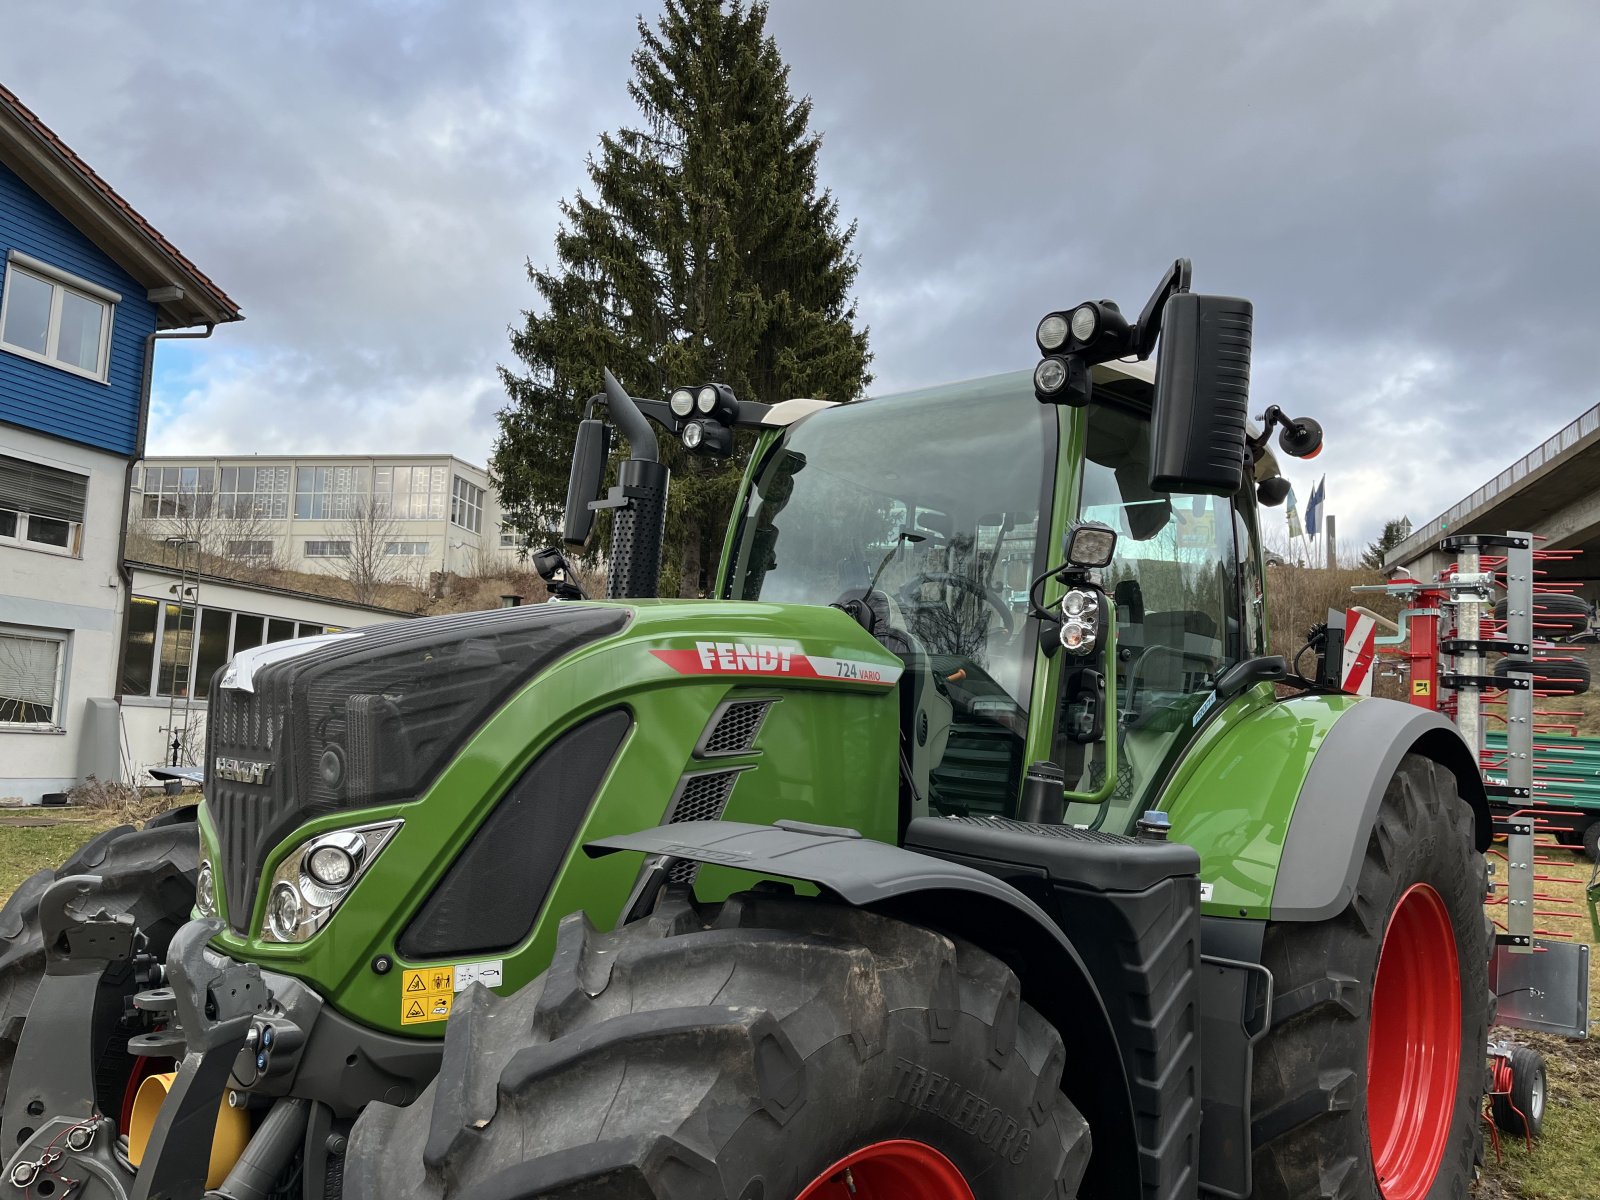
[{"left": 1324, "top": 531, "right": 1596, "bottom": 1153}]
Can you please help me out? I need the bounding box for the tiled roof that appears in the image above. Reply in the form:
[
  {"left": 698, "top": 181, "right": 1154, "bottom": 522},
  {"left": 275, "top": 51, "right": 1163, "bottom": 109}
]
[{"left": 0, "top": 82, "right": 240, "bottom": 320}]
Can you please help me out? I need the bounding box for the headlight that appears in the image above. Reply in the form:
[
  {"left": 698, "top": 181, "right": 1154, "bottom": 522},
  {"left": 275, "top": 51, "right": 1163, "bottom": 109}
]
[
  {"left": 696, "top": 385, "right": 718, "bottom": 414},
  {"left": 195, "top": 859, "right": 217, "bottom": 917},
  {"left": 1059, "top": 588, "right": 1099, "bottom": 655},
  {"left": 1033, "top": 357, "right": 1068, "bottom": 396},
  {"left": 682, "top": 421, "right": 704, "bottom": 450},
  {"left": 260, "top": 820, "right": 401, "bottom": 944},
  {"left": 1070, "top": 303, "right": 1098, "bottom": 342},
  {"left": 669, "top": 387, "right": 695, "bottom": 417}
]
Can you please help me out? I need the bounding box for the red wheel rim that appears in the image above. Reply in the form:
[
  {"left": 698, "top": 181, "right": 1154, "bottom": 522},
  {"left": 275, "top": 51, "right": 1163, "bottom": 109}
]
[
  {"left": 1367, "top": 882, "right": 1461, "bottom": 1199},
  {"left": 795, "top": 1139, "right": 974, "bottom": 1200}
]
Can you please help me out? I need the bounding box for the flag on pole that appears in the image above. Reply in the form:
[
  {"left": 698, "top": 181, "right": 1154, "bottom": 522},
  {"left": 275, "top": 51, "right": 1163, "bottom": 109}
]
[
  {"left": 1306, "top": 475, "right": 1326, "bottom": 537},
  {"left": 1285, "top": 483, "right": 1303, "bottom": 539}
]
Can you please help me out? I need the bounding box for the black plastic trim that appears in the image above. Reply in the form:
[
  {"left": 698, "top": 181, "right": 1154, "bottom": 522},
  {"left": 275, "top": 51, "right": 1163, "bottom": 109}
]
[{"left": 1273, "top": 699, "right": 1490, "bottom": 921}]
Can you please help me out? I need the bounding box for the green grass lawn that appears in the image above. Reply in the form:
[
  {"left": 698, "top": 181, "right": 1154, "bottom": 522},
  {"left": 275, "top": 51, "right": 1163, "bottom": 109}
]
[{"left": 0, "top": 815, "right": 125, "bottom": 903}]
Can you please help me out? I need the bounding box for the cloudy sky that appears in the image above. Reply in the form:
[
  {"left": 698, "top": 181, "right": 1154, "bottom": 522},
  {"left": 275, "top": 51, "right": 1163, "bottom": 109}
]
[{"left": 5, "top": 2, "right": 1595, "bottom": 550}]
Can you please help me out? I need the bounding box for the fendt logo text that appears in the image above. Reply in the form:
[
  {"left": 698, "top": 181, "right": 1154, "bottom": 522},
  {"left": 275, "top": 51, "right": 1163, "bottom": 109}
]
[{"left": 214, "top": 757, "right": 273, "bottom": 786}]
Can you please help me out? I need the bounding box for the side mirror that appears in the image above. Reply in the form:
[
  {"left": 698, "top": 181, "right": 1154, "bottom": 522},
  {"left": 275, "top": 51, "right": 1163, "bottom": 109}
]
[
  {"left": 562, "top": 418, "right": 610, "bottom": 548},
  {"left": 1148, "top": 292, "right": 1253, "bottom": 496}
]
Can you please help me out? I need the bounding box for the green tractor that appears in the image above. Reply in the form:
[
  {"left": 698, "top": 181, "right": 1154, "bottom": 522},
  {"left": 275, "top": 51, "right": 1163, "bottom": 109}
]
[{"left": 0, "top": 262, "right": 1493, "bottom": 1200}]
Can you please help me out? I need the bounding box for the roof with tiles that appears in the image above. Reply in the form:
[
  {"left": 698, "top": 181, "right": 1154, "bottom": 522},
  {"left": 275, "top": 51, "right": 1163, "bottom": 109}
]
[{"left": 0, "top": 82, "right": 241, "bottom": 328}]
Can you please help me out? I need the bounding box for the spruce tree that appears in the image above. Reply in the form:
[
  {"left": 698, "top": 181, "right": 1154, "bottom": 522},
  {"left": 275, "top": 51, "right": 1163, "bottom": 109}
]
[
  {"left": 492, "top": 0, "right": 871, "bottom": 595},
  {"left": 1361, "top": 517, "right": 1412, "bottom": 570}
]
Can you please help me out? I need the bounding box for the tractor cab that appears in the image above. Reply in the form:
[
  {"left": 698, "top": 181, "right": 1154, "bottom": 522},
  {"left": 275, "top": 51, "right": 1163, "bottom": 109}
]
[{"left": 717, "top": 360, "right": 1283, "bottom": 834}]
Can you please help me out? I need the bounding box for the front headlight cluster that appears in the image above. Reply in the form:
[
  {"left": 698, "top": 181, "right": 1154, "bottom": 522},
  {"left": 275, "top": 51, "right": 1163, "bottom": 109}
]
[
  {"left": 195, "top": 858, "right": 218, "bottom": 917},
  {"left": 261, "top": 821, "right": 401, "bottom": 944},
  {"left": 1059, "top": 588, "right": 1100, "bottom": 656}
]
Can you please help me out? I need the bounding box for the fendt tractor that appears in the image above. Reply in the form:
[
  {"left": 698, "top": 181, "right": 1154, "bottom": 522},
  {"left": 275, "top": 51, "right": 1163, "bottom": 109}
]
[{"left": 0, "top": 262, "right": 1495, "bottom": 1200}]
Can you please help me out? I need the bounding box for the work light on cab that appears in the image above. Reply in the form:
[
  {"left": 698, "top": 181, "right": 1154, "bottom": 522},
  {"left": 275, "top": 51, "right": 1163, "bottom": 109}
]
[
  {"left": 1036, "top": 312, "right": 1070, "bottom": 352},
  {"left": 1065, "top": 520, "right": 1118, "bottom": 569},
  {"left": 669, "top": 388, "right": 695, "bottom": 417}
]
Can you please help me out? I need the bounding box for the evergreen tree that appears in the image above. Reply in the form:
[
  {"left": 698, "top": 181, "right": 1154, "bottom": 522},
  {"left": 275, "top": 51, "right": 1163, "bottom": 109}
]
[
  {"left": 1361, "top": 517, "right": 1412, "bottom": 570},
  {"left": 492, "top": 0, "right": 870, "bottom": 595}
]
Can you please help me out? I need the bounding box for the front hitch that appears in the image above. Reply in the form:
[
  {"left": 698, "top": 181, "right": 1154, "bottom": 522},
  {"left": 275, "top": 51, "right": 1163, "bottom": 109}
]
[{"left": 2, "top": 884, "right": 267, "bottom": 1200}]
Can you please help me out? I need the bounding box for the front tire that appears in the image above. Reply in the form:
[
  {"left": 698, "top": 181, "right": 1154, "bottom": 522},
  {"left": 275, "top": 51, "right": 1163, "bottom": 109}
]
[
  {"left": 349, "top": 889, "right": 1090, "bottom": 1199},
  {"left": 1250, "top": 755, "right": 1488, "bottom": 1200}
]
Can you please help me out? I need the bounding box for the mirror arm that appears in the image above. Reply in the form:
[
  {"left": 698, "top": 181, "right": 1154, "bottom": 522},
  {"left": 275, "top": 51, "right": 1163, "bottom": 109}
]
[{"left": 1132, "top": 257, "right": 1192, "bottom": 360}]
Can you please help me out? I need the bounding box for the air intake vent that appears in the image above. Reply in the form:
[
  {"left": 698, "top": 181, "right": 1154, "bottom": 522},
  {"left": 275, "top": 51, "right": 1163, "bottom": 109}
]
[
  {"left": 662, "top": 768, "right": 745, "bottom": 884},
  {"left": 696, "top": 698, "right": 776, "bottom": 757}
]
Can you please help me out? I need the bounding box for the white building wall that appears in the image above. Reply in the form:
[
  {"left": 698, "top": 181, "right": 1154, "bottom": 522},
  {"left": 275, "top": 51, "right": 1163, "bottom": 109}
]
[{"left": 0, "top": 426, "right": 126, "bottom": 802}]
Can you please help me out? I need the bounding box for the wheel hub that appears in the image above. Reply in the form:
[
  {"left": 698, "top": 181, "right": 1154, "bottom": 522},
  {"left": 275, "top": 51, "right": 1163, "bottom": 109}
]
[{"left": 1367, "top": 882, "right": 1462, "bottom": 1199}]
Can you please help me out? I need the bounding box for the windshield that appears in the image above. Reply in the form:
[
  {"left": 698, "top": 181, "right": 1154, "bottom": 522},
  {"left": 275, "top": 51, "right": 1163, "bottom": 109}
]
[{"left": 728, "top": 373, "right": 1051, "bottom": 814}]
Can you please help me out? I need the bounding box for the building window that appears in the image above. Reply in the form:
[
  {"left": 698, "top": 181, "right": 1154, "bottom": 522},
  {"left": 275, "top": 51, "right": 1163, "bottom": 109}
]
[
  {"left": 226, "top": 539, "right": 275, "bottom": 559},
  {"left": 374, "top": 465, "right": 447, "bottom": 519},
  {"left": 0, "top": 254, "right": 117, "bottom": 381},
  {"left": 119, "top": 601, "right": 347, "bottom": 701},
  {"left": 140, "top": 465, "right": 215, "bottom": 519},
  {"left": 499, "top": 526, "right": 521, "bottom": 550},
  {"left": 0, "top": 454, "right": 88, "bottom": 557},
  {"left": 305, "top": 539, "right": 351, "bottom": 558},
  {"left": 218, "top": 465, "right": 290, "bottom": 519},
  {"left": 295, "top": 466, "right": 370, "bottom": 520},
  {"left": 384, "top": 541, "right": 429, "bottom": 556},
  {"left": 0, "top": 628, "right": 67, "bottom": 727},
  {"left": 451, "top": 476, "right": 484, "bottom": 533}
]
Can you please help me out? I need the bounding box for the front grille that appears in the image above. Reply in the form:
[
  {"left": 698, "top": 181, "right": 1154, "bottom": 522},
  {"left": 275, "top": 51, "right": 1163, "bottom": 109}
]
[
  {"left": 205, "top": 604, "right": 630, "bottom": 934},
  {"left": 662, "top": 768, "right": 744, "bottom": 883},
  {"left": 696, "top": 699, "right": 775, "bottom": 757}
]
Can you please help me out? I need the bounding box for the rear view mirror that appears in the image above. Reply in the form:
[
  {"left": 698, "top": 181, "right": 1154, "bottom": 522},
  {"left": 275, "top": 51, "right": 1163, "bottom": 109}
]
[
  {"left": 1148, "top": 292, "right": 1253, "bottom": 496},
  {"left": 562, "top": 418, "right": 610, "bottom": 548}
]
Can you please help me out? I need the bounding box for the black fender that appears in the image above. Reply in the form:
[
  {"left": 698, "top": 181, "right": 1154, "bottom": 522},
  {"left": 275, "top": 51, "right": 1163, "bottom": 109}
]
[
  {"left": 1271, "top": 699, "right": 1491, "bottom": 922},
  {"left": 586, "top": 819, "right": 1144, "bottom": 1192}
]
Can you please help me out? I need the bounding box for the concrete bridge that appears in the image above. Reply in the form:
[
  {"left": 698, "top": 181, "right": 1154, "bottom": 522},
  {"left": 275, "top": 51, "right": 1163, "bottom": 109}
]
[{"left": 1384, "top": 399, "right": 1600, "bottom": 601}]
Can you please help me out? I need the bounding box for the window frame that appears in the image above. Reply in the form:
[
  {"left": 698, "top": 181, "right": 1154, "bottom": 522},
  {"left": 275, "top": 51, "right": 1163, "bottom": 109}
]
[
  {"left": 450, "top": 475, "right": 484, "bottom": 533},
  {"left": 304, "top": 539, "right": 352, "bottom": 559},
  {"left": 0, "top": 252, "right": 118, "bottom": 383},
  {"left": 0, "top": 452, "right": 89, "bottom": 559},
  {"left": 0, "top": 625, "right": 69, "bottom": 732}
]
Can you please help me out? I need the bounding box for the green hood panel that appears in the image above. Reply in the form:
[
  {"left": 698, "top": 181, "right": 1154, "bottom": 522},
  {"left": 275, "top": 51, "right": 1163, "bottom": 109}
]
[{"left": 204, "top": 599, "right": 902, "bottom": 1035}]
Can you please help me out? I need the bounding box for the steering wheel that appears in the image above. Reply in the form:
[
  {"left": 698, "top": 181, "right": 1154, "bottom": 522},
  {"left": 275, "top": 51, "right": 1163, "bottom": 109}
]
[{"left": 895, "top": 571, "right": 1014, "bottom": 633}]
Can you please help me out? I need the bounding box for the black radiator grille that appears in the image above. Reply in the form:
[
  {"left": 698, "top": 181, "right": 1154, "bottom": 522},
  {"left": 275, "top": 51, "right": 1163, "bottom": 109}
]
[
  {"left": 697, "top": 699, "right": 774, "bottom": 757},
  {"left": 662, "top": 769, "right": 743, "bottom": 884}
]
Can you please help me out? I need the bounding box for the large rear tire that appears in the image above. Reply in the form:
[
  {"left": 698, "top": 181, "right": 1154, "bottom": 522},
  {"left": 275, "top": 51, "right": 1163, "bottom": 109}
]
[
  {"left": 0, "top": 816, "right": 198, "bottom": 1125},
  {"left": 1250, "top": 755, "right": 1488, "bottom": 1200},
  {"left": 349, "top": 889, "right": 1090, "bottom": 1199}
]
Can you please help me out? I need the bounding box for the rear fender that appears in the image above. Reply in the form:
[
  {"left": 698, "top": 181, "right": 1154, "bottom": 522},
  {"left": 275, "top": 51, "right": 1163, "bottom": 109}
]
[
  {"left": 1166, "top": 695, "right": 1489, "bottom": 923},
  {"left": 1272, "top": 698, "right": 1490, "bottom": 921},
  {"left": 585, "top": 820, "right": 1142, "bottom": 1191}
]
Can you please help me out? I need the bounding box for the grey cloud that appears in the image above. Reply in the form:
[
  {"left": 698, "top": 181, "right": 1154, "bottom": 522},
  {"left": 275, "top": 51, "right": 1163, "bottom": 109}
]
[{"left": 6, "top": 1, "right": 1597, "bottom": 543}]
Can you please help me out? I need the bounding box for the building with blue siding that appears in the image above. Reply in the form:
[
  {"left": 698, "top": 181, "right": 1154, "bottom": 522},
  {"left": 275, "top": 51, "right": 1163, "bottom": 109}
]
[{"left": 0, "top": 83, "right": 241, "bottom": 803}]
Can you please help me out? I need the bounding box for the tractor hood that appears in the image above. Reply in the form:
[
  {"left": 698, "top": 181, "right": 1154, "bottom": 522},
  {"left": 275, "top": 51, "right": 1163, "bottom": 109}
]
[{"left": 198, "top": 598, "right": 904, "bottom": 1034}]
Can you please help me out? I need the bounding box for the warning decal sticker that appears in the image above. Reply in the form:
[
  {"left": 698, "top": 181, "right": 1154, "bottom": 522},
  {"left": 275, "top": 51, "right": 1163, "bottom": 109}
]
[
  {"left": 400, "top": 961, "right": 506, "bottom": 1025},
  {"left": 652, "top": 641, "right": 901, "bottom": 687}
]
